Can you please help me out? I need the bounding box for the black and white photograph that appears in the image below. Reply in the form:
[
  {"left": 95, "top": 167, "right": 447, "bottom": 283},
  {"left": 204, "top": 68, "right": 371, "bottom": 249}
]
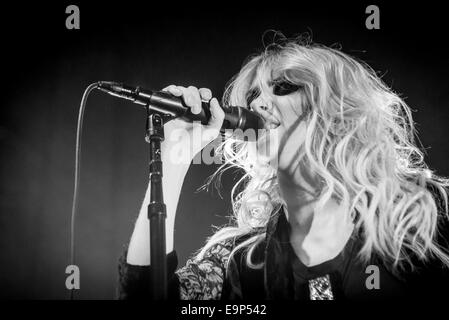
[{"left": 1, "top": 1, "right": 449, "bottom": 312}]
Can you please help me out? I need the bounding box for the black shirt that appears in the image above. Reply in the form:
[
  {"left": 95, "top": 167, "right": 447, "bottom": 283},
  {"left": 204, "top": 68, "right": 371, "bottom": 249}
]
[{"left": 118, "top": 208, "right": 448, "bottom": 300}]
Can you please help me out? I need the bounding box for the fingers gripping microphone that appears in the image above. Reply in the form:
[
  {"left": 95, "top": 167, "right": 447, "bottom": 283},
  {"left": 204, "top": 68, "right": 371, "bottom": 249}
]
[{"left": 97, "top": 82, "right": 264, "bottom": 139}]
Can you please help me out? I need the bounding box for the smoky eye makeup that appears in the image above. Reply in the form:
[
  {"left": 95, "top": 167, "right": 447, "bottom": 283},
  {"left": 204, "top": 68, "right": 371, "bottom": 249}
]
[{"left": 271, "top": 79, "right": 303, "bottom": 96}]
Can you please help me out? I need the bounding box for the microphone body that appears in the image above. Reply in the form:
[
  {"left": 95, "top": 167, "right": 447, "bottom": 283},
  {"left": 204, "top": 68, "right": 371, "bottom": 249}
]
[{"left": 97, "top": 82, "right": 264, "bottom": 136}]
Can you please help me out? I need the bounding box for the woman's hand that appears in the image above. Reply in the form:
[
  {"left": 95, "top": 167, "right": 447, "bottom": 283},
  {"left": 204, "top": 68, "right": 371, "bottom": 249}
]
[{"left": 161, "top": 85, "right": 225, "bottom": 164}]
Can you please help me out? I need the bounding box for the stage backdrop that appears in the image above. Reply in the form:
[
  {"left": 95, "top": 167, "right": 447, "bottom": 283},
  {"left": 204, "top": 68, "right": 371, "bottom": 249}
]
[{"left": 1, "top": 2, "right": 448, "bottom": 299}]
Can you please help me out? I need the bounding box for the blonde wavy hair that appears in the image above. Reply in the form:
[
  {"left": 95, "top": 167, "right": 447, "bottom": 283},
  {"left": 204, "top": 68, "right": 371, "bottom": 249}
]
[{"left": 195, "top": 36, "right": 449, "bottom": 272}]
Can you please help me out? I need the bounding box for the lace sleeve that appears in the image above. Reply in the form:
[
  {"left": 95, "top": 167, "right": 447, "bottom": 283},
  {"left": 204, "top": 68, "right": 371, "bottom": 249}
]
[
  {"left": 175, "top": 240, "right": 233, "bottom": 300},
  {"left": 117, "top": 248, "right": 179, "bottom": 300}
]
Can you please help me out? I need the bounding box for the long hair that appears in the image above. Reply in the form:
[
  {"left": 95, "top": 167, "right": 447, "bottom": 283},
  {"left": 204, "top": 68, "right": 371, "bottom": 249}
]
[{"left": 195, "top": 37, "right": 449, "bottom": 272}]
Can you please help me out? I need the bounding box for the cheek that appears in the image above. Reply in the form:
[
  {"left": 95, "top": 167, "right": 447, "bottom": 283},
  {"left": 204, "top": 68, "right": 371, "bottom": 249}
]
[
  {"left": 254, "top": 124, "right": 307, "bottom": 171},
  {"left": 277, "top": 121, "right": 307, "bottom": 169},
  {"left": 274, "top": 94, "right": 304, "bottom": 123}
]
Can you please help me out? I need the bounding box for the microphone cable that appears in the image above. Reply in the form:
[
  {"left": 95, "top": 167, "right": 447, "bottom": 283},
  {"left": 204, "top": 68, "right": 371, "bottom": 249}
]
[{"left": 70, "top": 82, "right": 100, "bottom": 300}]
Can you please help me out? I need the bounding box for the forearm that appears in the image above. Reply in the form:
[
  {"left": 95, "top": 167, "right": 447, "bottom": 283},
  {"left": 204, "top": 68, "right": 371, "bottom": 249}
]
[
  {"left": 126, "top": 143, "right": 190, "bottom": 265},
  {"left": 125, "top": 84, "right": 224, "bottom": 266}
]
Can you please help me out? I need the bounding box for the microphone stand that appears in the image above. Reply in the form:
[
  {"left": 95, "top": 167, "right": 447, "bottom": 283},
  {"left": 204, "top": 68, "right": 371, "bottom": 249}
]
[{"left": 145, "top": 108, "right": 170, "bottom": 300}]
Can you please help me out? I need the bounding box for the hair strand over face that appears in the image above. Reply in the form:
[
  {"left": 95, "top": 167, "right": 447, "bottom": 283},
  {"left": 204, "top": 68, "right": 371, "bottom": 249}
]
[{"left": 195, "top": 37, "right": 449, "bottom": 273}]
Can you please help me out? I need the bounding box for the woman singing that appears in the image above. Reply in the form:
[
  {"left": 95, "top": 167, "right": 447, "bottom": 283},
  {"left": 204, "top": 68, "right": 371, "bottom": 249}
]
[{"left": 118, "top": 38, "right": 449, "bottom": 300}]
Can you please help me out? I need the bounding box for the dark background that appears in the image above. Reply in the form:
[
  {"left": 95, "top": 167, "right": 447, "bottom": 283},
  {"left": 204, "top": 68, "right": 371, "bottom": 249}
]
[{"left": 0, "top": 1, "right": 448, "bottom": 299}]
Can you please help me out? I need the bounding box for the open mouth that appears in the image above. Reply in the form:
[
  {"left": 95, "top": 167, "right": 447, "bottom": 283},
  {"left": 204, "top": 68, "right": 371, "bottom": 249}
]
[{"left": 263, "top": 116, "right": 281, "bottom": 130}]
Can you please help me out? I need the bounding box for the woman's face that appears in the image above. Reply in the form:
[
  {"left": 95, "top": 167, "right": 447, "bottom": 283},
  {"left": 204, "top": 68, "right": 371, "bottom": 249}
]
[{"left": 247, "top": 76, "right": 309, "bottom": 174}]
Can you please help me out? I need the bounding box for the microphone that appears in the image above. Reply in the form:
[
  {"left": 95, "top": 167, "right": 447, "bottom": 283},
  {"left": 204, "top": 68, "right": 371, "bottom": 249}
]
[{"left": 97, "top": 81, "right": 264, "bottom": 139}]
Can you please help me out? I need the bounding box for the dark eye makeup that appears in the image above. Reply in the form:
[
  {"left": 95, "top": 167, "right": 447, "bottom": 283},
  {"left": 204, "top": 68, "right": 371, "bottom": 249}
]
[
  {"left": 271, "top": 80, "right": 303, "bottom": 96},
  {"left": 245, "top": 80, "right": 302, "bottom": 108}
]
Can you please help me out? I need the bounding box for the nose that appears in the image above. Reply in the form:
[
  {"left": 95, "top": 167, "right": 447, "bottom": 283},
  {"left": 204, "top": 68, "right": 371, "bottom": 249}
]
[
  {"left": 249, "top": 97, "right": 279, "bottom": 129},
  {"left": 249, "top": 95, "right": 271, "bottom": 113}
]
